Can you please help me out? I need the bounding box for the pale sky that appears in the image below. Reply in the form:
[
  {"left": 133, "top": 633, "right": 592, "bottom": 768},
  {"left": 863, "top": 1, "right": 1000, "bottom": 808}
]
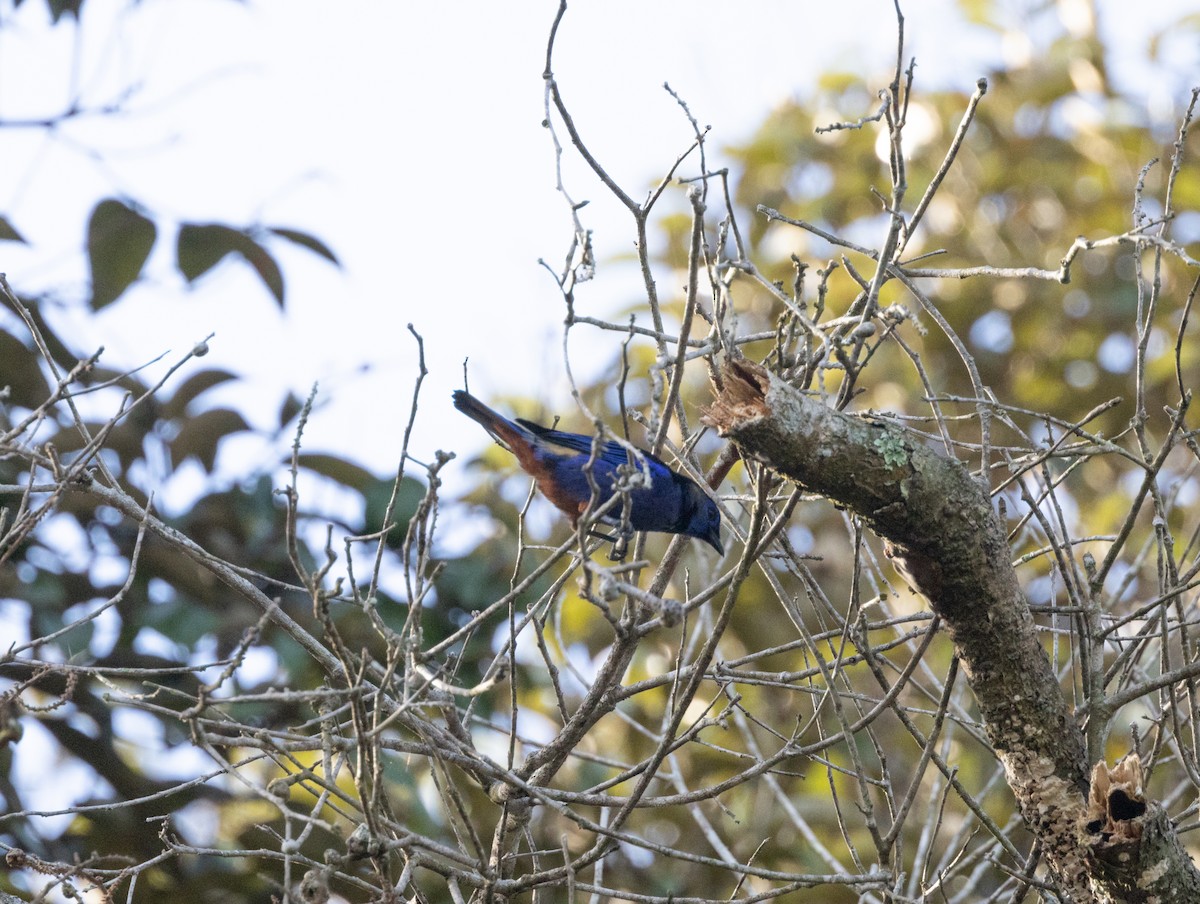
[{"left": 1, "top": 0, "right": 1196, "bottom": 491}]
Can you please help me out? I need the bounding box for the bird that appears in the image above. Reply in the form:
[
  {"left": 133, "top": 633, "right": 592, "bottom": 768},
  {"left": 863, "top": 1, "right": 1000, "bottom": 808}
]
[{"left": 453, "top": 390, "right": 723, "bottom": 554}]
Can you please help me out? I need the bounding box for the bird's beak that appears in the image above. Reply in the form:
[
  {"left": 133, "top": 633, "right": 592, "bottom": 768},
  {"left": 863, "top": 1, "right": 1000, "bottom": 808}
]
[{"left": 705, "top": 529, "right": 724, "bottom": 556}]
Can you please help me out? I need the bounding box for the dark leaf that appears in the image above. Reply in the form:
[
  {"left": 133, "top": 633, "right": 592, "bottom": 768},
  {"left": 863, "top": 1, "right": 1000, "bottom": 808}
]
[
  {"left": 0, "top": 293, "right": 79, "bottom": 371},
  {"left": 278, "top": 392, "right": 303, "bottom": 429},
  {"left": 0, "top": 330, "right": 51, "bottom": 408},
  {"left": 162, "top": 369, "right": 240, "bottom": 420},
  {"left": 298, "top": 453, "right": 376, "bottom": 493},
  {"left": 177, "top": 224, "right": 285, "bottom": 308},
  {"left": 241, "top": 237, "right": 285, "bottom": 308},
  {"left": 169, "top": 408, "right": 252, "bottom": 473},
  {"left": 77, "top": 365, "right": 150, "bottom": 397},
  {"left": 144, "top": 597, "right": 220, "bottom": 647},
  {"left": 88, "top": 198, "right": 157, "bottom": 311},
  {"left": 363, "top": 476, "right": 426, "bottom": 548},
  {"left": 0, "top": 215, "right": 27, "bottom": 244},
  {"left": 44, "top": 0, "right": 84, "bottom": 22},
  {"left": 51, "top": 418, "right": 148, "bottom": 475},
  {"left": 176, "top": 223, "right": 249, "bottom": 283},
  {"left": 268, "top": 227, "right": 340, "bottom": 266}
]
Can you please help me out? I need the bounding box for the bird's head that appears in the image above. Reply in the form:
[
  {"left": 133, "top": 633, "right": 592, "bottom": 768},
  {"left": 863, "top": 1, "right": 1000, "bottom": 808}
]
[{"left": 683, "top": 483, "right": 723, "bottom": 555}]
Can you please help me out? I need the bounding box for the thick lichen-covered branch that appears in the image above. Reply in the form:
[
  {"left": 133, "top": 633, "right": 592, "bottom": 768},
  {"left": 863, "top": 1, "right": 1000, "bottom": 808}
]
[{"left": 706, "top": 359, "right": 1104, "bottom": 898}]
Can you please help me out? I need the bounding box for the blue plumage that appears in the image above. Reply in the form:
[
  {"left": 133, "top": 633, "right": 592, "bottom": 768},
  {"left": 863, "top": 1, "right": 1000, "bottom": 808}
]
[{"left": 453, "top": 390, "right": 722, "bottom": 554}]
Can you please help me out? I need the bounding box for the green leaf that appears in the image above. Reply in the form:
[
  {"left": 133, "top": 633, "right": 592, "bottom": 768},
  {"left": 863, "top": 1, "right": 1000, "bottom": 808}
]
[
  {"left": 176, "top": 223, "right": 249, "bottom": 282},
  {"left": 177, "top": 223, "right": 286, "bottom": 308},
  {"left": 268, "top": 227, "right": 340, "bottom": 266},
  {"left": 241, "top": 238, "right": 285, "bottom": 307},
  {"left": 0, "top": 215, "right": 27, "bottom": 244},
  {"left": 364, "top": 476, "right": 426, "bottom": 548},
  {"left": 298, "top": 453, "right": 376, "bottom": 493},
  {"left": 144, "top": 597, "right": 220, "bottom": 647},
  {"left": 87, "top": 198, "right": 157, "bottom": 310}
]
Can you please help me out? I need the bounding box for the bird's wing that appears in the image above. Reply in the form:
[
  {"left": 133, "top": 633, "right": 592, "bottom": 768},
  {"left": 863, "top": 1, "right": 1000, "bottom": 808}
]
[{"left": 517, "top": 419, "right": 654, "bottom": 469}]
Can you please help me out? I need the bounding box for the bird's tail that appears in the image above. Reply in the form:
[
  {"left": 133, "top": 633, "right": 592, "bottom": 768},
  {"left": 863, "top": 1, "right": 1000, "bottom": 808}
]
[{"left": 452, "top": 390, "right": 531, "bottom": 453}]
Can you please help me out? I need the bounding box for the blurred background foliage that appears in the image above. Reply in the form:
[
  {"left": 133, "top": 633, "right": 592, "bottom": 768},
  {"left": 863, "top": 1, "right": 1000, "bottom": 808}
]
[{"left": 1, "top": 0, "right": 1199, "bottom": 901}]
